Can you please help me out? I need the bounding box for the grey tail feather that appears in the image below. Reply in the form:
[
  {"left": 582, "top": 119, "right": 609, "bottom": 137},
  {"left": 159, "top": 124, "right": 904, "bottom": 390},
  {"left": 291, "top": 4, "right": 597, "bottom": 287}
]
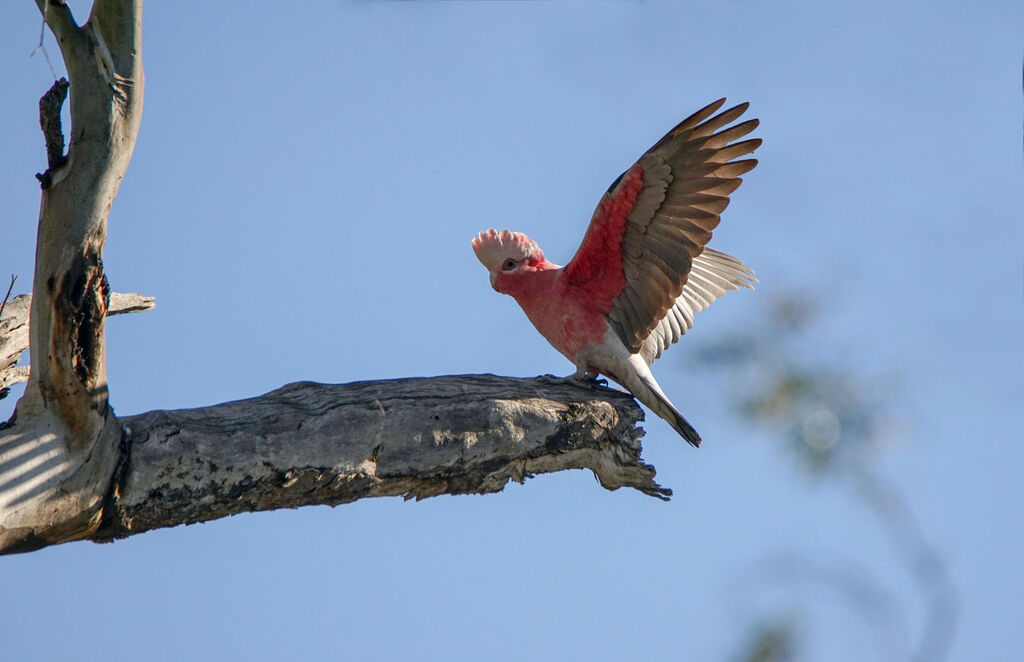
[
  {"left": 667, "top": 411, "right": 700, "bottom": 448},
  {"left": 641, "top": 376, "right": 702, "bottom": 448},
  {"left": 669, "top": 405, "right": 702, "bottom": 448}
]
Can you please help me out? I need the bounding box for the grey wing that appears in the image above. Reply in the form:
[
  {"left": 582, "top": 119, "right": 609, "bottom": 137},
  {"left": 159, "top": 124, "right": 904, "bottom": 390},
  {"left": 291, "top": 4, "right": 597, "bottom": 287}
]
[{"left": 639, "top": 248, "right": 756, "bottom": 365}]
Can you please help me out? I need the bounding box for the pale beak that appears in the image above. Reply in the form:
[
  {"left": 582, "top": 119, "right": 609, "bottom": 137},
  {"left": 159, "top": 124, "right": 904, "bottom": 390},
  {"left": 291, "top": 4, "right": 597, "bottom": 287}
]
[{"left": 489, "top": 271, "right": 498, "bottom": 288}]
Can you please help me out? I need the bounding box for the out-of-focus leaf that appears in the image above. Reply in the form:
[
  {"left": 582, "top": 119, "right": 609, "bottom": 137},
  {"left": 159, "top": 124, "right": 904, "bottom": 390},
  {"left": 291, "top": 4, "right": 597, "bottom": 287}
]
[{"left": 732, "top": 619, "right": 798, "bottom": 662}]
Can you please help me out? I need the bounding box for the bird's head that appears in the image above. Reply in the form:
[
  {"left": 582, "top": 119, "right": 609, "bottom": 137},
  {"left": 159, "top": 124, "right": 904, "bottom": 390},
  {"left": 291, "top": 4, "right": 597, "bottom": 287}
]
[{"left": 472, "top": 229, "right": 548, "bottom": 290}]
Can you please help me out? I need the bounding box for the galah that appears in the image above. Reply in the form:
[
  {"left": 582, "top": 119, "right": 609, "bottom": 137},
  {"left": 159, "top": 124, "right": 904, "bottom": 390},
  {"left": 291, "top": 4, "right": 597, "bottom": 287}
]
[{"left": 472, "top": 98, "right": 760, "bottom": 447}]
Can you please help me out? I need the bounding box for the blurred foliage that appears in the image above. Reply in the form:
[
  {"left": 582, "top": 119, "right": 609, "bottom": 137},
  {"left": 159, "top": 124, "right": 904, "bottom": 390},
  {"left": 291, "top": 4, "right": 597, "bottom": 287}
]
[
  {"left": 697, "top": 292, "right": 956, "bottom": 662},
  {"left": 732, "top": 619, "right": 798, "bottom": 662},
  {"left": 694, "top": 292, "right": 880, "bottom": 475}
]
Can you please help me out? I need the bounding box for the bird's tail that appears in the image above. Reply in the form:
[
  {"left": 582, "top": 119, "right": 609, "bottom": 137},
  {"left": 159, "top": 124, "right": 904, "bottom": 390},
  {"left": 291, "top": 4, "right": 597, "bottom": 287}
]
[
  {"left": 637, "top": 374, "right": 702, "bottom": 447},
  {"left": 607, "top": 344, "right": 703, "bottom": 446}
]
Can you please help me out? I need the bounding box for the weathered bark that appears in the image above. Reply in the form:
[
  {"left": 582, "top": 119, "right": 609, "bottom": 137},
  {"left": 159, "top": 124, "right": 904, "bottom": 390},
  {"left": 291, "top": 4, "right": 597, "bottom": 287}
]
[
  {"left": 0, "top": 291, "right": 155, "bottom": 393},
  {"left": 0, "top": 0, "right": 144, "bottom": 553},
  {"left": 94, "top": 375, "right": 668, "bottom": 541}
]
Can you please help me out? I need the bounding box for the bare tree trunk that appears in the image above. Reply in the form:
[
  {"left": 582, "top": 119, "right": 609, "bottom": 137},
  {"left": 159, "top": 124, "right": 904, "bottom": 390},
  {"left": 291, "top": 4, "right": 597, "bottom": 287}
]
[
  {"left": 0, "top": 0, "right": 144, "bottom": 553},
  {"left": 0, "top": 0, "right": 668, "bottom": 556}
]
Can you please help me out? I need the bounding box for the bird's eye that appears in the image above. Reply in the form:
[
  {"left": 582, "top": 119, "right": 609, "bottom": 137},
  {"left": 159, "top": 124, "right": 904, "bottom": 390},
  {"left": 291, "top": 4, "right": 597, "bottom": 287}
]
[{"left": 502, "top": 258, "right": 517, "bottom": 271}]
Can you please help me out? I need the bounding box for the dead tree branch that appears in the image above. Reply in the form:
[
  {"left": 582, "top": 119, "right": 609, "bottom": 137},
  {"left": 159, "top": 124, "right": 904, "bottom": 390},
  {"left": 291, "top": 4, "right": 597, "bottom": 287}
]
[
  {"left": 0, "top": 0, "right": 145, "bottom": 552},
  {"left": 99, "top": 375, "right": 667, "bottom": 541},
  {"left": 1, "top": 374, "right": 666, "bottom": 553},
  {"left": 2, "top": 0, "right": 671, "bottom": 556},
  {"left": 1, "top": 291, "right": 155, "bottom": 392},
  {"left": 0, "top": 276, "right": 16, "bottom": 324},
  {"left": 35, "top": 77, "right": 69, "bottom": 187}
]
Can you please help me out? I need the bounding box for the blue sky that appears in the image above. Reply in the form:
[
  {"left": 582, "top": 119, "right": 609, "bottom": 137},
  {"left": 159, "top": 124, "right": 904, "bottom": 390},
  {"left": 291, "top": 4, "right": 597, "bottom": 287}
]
[{"left": 1, "top": 1, "right": 1022, "bottom": 660}]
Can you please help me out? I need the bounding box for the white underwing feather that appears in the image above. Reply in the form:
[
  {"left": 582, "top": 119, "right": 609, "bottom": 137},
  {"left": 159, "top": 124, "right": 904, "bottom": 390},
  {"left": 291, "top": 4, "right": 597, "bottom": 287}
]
[{"left": 638, "top": 248, "right": 756, "bottom": 365}]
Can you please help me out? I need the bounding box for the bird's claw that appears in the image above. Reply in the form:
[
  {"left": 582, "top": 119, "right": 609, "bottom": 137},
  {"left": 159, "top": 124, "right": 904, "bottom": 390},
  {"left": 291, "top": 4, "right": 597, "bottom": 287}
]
[
  {"left": 539, "top": 373, "right": 608, "bottom": 389},
  {"left": 549, "top": 373, "right": 607, "bottom": 388}
]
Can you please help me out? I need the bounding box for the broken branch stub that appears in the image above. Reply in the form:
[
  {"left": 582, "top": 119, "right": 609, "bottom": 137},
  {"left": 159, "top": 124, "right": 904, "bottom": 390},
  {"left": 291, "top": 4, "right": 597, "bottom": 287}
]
[{"left": 0, "top": 291, "right": 155, "bottom": 392}]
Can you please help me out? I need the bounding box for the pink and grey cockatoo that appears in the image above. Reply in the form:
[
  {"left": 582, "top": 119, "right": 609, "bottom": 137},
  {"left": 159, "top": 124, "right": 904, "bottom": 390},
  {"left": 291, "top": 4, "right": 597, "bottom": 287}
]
[{"left": 472, "top": 98, "right": 760, "bottom": 447}]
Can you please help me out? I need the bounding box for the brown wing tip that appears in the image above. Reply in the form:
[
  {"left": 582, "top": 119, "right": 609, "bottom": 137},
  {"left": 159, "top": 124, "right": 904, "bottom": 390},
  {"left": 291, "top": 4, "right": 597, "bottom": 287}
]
[
  {"left": 703, "top": 97, "right": 728, "bottom": 114},
  {"left": 664, "top": 98, "right": 756, "bottom": 147},
  {"left": 675, "top": 98, "right": 728, "bottom": 133},
  {"left": 727, "top": 100, "right": 751, "bottom": 114}
]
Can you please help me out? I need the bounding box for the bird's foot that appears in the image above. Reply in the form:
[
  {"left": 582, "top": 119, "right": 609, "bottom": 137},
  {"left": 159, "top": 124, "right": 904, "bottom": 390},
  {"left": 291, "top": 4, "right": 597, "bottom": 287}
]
[
  {"left": 580, "top": 372, "right": 609, "bottom": 388},
  {"left": 540, "top": 372, "right": 608, "bottom": 389}
]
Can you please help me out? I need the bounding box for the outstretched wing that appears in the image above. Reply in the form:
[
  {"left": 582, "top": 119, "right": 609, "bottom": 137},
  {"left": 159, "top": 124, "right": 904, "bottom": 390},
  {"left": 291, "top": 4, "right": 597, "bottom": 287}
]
[
  {"left": 639, "top": 249, "right": 756, "bottom": 365},
  {"left": 562, "top": 98, "right": 760, "bottom": 353}
]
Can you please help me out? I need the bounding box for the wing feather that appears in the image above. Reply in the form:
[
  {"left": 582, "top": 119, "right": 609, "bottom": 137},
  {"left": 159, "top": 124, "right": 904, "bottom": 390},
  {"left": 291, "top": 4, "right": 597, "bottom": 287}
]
[
  {"left": 676, "top": 177, "right": 743, "bottom": 196},
  {"left": 615, "top": 285, "right": 647, "bottom": 335},
  {"left": 639, "top": 249, "right": 758, "bottom": 364},
  {"left": 563, "top": 99, "right": 761, "bottom": 352},
  {"left": 666, "top": 193, "right": 731, "bottom": 215},
  {"left": 691, "top": 119, "right": 760, "bottom": 151}
]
